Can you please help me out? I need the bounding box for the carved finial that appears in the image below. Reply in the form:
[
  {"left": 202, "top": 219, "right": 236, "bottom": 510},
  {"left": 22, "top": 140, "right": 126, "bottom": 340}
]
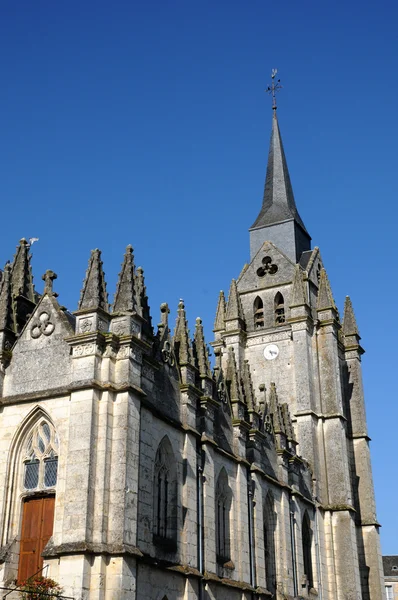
[
  {"left": 266, "top": 69, "right": 282, "bottom": 110},
  {"left": 42, "top": 270, "right": 58, "bottom": 297}
]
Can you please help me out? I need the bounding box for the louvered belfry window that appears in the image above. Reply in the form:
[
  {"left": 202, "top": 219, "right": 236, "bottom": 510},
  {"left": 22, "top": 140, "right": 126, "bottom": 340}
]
[{"left": 23, "top": 421, "right": 59, "bottom": 491}]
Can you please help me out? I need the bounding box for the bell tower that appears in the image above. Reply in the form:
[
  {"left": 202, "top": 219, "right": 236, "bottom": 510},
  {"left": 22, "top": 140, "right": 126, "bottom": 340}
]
[{"left": 213, "top": 74, "right": 385, "bottom": 600}]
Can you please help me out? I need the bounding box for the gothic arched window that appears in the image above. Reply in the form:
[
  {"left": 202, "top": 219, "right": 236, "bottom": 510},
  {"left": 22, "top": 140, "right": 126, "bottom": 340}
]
[
  {"left": 302, "top": 511, "right": 314, "bottom": 589},
  {"left": 23, "top": 420, "right": 59, "bottom": 491},
  {"left": 274, "top": 292, "right": 285, "bottom": 325},
  {"left": 215, "top": 468, "right": 232, "bottom": 564},
  {"left": 254, "top": 296, "right": 264, "bottom": 328},
  {"left": 264, "top": 493, "right": 277, "bottom": 595},
  {"left": 153, "top": 436, "right": 177, "bottom": 547}
]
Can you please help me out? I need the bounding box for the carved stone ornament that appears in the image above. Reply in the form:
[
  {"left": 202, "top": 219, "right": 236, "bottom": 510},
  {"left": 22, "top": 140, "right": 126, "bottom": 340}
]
[
  {"left": 31, "top": 312, "right": 55, "bottom": 339},
  {"left": 73, "top": 343, "right": 95, "bottom": 356},
  {"left": 257, "top": 256, "right": 278, "bottom": 277},
  {"left": 80, "top": 318, "right": 93, "bottom": 334},
  {"left": 217, "top": 381, "right": 227, "bottom": 404},
  {"left": 161, "top": 340, "right": 174, "bottom": 366},
  {"left": 98, "top": 319, "right": 108, "bottom": 332},
  {"left": 114, "top": 320, "right": 126, "bottom": 335},
  {"left": 142, "top": 364, "right": 155, "bottom": 381},
  {"left": 264, "top": 414, "right": 273, "bottom": 434}
]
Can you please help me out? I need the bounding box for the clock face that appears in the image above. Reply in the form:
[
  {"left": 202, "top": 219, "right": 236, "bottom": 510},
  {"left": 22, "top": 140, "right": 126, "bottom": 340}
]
[{"left": 264, "top": 344, "right": 279, "bottom": 360}]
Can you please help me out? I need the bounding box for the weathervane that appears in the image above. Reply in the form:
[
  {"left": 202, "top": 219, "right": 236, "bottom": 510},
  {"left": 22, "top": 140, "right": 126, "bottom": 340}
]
[{"left": 266, "top": 69, "right": 282, "bottom": 110}]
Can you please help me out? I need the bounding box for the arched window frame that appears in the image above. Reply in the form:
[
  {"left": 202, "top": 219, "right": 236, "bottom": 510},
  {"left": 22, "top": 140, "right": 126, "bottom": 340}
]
[
  {"left": 215, "top": 468, "right": 232, "bottom": 564},
  {"left": 153, "top": 436, "right": 178, "bottom": 550},
  {"left": 302, "top": 511, "right": 314, "bottom": 589},
  {"left": 263, "top": 492, "right": 277, "bottom": 594},
  {"left": 253, "top": 296, "right": 264, "bottom": 329},
  {"left": 22, "top": 420, "right": 59, "bottom": 492},
  {"left": 274, "top": 292, "right": 285, "bottom": 325}
]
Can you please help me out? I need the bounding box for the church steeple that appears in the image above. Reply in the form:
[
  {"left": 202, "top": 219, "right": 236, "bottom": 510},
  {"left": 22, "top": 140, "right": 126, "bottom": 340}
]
[{"left": 249, "top": 92, "right": 311, "bottom": 263}]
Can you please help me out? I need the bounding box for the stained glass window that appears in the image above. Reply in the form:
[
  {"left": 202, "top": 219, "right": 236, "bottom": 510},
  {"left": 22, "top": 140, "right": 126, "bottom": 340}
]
[{"left": 23, "top": 421, "right": 59, "bottom": 491}]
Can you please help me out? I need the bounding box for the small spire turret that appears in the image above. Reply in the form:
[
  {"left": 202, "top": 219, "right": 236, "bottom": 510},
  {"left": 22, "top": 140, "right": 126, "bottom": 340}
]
[
  {"left": 343, "top": 296, "right": 359, "bottom": 337},
  {"left": 290, "top": 265, "right": 307, "bottom": 307},
  {"left": 113, "top": 245, "right": 137, "bottom": 314},
  {"left": 226, "top": 347, "right": 243, "bottom": 406},
  {"left": 225, "top": 280, "right": 245, "bottom": 326},
  {"left": 317, "top": 268, "right": 337, "bottom": 312},
  {"left": 0, "top": 264, "right": 13, "bottom": 332},
  {"left": 193, "top": 317, "right": 211, "bottom": 378},
  {"left": 11, "top": 238, "right": 35, "bottom": 301},
  {"left": 173, "top": 300, "right": 193, "bottom": 366},
  {"left": 213, "top": 291, "right": 226, "bottom": 332},
  {"left": 78, "top": 249, "right": 109, "bottom": 312}
]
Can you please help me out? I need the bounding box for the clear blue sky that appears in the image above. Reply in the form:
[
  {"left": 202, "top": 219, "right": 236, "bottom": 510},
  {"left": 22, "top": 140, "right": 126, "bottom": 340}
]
[{"left": 1, "top": 1, "right": 397, "bottom": 553}]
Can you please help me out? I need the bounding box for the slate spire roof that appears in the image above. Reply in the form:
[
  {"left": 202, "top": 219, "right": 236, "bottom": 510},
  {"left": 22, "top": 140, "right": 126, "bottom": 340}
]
[{"left": 250, "top": 111, "right": 309, "bottom": 235}]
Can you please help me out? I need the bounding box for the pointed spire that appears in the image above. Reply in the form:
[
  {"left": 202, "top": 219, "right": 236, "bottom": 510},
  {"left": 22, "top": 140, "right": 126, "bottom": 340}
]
[
  {"left": 226, "top": 347, "right": 243, "bottom": 403},
  {"left": 241, "top": 360, "right": 256, "bottom": 412},
  {"left": 78, "top": 249, "right": 109, "bottom": 312},
  {"left": 213, "top": 291, "right": 226, "bottom": 332},
  {"left": 251, "top": 112, "right": 308, "bottom": 233},
  {"left": 173, "top": 300, "right": 193, "bottom": 365},
  {"left": 343, "top": 296, "right": 360, "bottom": 337},
  {"left": 11, "top": 238, "right": 35, "bottom": 301},
  {"left": 225, "top": 280, "right": 245, "bottom": 323},
  {"left": 113, "top": 245, "right": 136, "bottom": 313},
  {"left": 193, "top": 317, "right": 211, "bottom": 378},
  {"left": 290, "top": 265, "right": 307, "bottom": 307},
  {"left": 249, "top": 112, "right": 311, "bottom": 262},
  {"left": 0, "top": 264, "right": 13, "bottom": 331},
  {"left": 317, "top": 268, "right": 336, "bottom": 311}
]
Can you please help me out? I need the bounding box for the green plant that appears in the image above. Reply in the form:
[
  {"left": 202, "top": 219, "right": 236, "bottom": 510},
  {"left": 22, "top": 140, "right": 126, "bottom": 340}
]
[{"left": 18, "top": 576, "right": 63, "bottom": 599}]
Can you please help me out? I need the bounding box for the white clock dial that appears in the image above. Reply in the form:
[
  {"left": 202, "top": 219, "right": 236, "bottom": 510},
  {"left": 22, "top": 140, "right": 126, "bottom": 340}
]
[{"left": 264, "top": 344, "right": 279, "bottom": 360}]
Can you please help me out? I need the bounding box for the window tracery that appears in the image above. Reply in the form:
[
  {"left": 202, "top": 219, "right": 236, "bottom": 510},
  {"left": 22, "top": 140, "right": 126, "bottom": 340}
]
[
  {"left": 264, "top": 493, "right": 277, "bottom": 595},
  {"left": 215, "top": 468, "right": 232, "bottom": 564},
  {"left": 23, "top": 421, "right": 59, "bottom": 491},
  {"left": 153, "top": 437, "right": 177, "bottom": 547},
  {"left": 302, "top": 511, "right": 314, "bottom": 589}
]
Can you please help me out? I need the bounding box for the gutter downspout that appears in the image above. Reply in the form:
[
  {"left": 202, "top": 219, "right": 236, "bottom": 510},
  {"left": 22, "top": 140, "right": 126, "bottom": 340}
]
[
  {"left": 247, "top": 472, "right": 256, "bottom": 591},
  {"left": 314, "top": 501, "right": 323, "bottom": 600},
  {"left": 197, "top": 454, "right": 204, "bottom": 600},
  {"left": 290, "top": 500, "right": 298, "bottom": 597}
]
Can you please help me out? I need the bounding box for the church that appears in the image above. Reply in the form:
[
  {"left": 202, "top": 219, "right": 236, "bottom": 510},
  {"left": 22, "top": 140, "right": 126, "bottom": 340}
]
[{"left": 0, "top": 102, "right": 385, "bottom": 599}]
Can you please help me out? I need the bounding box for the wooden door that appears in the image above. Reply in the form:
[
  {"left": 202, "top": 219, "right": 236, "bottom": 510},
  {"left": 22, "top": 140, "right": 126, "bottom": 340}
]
[{"left": 18, "top": 496, "right": 55, "bottom": 582}]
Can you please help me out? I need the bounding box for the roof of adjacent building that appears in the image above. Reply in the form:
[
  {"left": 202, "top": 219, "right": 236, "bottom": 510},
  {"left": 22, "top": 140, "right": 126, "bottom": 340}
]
[{"left": 383, "top": 556, "right": 398, "bottom": 577}]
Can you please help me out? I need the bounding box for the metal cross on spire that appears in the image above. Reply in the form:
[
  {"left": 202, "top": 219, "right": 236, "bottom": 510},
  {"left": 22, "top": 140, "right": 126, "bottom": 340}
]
[{"left": 266, "top": 69, "right": 282, "bottom": 110}]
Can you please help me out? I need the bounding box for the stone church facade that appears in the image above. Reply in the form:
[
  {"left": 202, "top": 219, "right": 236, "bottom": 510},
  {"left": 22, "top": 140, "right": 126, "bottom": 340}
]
[{"left": 0, "top": 108, "right": 385, "bottom": 599}]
